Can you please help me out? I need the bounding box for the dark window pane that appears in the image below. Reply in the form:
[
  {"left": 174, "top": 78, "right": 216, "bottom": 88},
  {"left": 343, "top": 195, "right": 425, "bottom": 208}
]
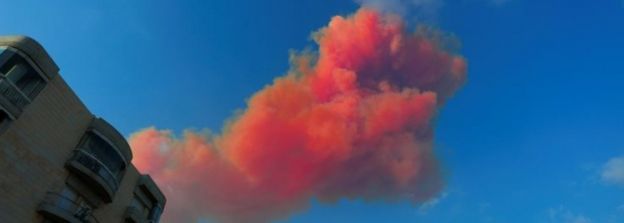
[
  {"left": 0, "top": 49, "right": 46, "bottom": 99},
  {"left": 81, "top": 132, "right": 126, "bottom": 177},
  {"left": 0, "top": 109, "right": 8, "bottom": 124}
]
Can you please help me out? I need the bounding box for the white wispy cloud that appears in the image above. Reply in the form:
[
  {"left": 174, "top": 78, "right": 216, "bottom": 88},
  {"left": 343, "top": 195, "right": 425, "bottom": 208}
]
[
  {"left": 418, "top": 192, "right": 448, "bottom": 214},
  {"left": 548, "top": 206, "right": 593, "bottom": 223},
  {"left": 601, "top": 156, "right": 624, "bottom": 186}
]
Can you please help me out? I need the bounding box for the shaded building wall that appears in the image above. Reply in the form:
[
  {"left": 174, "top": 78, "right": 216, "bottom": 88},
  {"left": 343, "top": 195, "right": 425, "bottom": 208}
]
[
  {"left": 0, "top": 36, "right": 165, "bottom": 223},
  {"left": 0, "top": 74, "right": 93, "bottom": 222},
  {"left": 93, "top": 165, "right": 141, "bottom": 222}
]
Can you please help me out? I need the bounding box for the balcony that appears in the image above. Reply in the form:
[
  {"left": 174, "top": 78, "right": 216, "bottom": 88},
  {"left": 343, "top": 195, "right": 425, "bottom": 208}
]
[
  {"left": 66, "top": 149, "right": 119, "bottom": 203},
  {"left": 37, "top": 192, "right": 96, "bottom": 223},
  {"left": 0, "top": 45, "right": 50, "bottom": 122}
]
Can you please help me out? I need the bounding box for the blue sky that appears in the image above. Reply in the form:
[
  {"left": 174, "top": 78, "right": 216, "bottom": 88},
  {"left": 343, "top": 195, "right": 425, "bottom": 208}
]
[{"left": 2, "top": 0, "right": 624, "bottom": 222}]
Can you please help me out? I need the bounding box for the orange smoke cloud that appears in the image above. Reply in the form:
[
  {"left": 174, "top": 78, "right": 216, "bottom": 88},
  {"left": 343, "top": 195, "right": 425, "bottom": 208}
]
[{"left": 130, "top": 8, "right": 466, "bottom": 223}]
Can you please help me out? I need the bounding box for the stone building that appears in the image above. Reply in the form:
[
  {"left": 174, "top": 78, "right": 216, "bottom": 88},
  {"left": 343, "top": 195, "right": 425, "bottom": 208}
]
[{"left": 0, "top": 36, "right": 165, "bottom": 223}]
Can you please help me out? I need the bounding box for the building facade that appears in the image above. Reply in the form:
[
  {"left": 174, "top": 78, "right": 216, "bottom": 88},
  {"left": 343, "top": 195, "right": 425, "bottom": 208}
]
[{"left": 0, "top": 36, "right": 165, "bottom": 223}]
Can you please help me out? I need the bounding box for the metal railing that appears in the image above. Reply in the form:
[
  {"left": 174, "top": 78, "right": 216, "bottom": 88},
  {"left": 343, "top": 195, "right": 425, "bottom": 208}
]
[
  {"left": 70, "top": 149, "right": 120, "bottom": 193},
  {"left": 39, "top": 192, "right": 97, "bottom": 223},
  {"left": 0, "top": 77, "right": 30, "bottom": 110}
]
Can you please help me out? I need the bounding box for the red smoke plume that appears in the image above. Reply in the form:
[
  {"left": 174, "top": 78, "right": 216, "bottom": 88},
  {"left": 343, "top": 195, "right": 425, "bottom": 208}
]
[{"left": 130, "top": 8, "right": 466, "bottom": 223}]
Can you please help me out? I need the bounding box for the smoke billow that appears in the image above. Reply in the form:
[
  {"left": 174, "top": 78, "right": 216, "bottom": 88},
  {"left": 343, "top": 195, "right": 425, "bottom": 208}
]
[{"left": 130, "top": 8, "right": 466, "bottom": 223}]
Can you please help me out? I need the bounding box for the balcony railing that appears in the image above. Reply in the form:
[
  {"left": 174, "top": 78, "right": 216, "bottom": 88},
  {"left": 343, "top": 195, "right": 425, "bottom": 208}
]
[
  {"left": 38, "top": 192, "right": 96, "bottom": 223},
  {"left": 0, "top": 77, "right": 30, "bottom": 111},
  {"left": 66, "top": 149, "right": 120, "bottom": 202}
]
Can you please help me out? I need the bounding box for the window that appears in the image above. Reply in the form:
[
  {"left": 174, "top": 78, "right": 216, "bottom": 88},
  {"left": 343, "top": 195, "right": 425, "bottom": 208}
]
[
  {"left": 0, "top": 48, "right": 46, "bottom": 99},
  {"left": 79, "top": 131, "right": 127, "bottom": 178},
  {"left": 126, "top": 176, "right": 166, "bottom": 223},
  {"left": 0, "top": 47, "right": 45, "bottom": 131}
]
